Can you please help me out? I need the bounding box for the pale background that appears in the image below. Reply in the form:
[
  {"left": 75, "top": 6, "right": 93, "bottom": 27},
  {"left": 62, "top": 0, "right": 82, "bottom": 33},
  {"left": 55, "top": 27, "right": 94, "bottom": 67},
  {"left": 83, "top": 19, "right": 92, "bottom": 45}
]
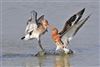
[{"left": 1, "top": 0, "right": 100, "bottom": 67}]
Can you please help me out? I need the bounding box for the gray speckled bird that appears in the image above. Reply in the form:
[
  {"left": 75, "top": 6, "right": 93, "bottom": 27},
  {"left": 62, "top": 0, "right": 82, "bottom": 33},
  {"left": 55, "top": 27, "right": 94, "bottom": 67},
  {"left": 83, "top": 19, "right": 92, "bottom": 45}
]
[{"left": 21, "top": 10, "right": 49, "bottom": 52}]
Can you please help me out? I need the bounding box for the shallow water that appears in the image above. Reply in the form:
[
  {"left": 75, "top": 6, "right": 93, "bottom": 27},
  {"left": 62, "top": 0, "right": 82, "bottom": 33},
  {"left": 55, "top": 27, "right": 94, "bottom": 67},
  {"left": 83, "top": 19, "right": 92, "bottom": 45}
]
[{"left": 1, "top": 1, "right": 100, "bottom": 67}]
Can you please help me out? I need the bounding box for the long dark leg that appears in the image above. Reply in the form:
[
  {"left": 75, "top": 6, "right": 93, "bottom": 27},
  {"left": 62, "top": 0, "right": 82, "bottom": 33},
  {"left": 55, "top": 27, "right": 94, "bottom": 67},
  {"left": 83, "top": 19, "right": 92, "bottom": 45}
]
[
  {"left": 35, "top": 39, "right": 46, "bottom": 56},
  {"left": 63, "top": 40, "right": 69, "bottom": 48},
  {"left": 67, "top": 40, "right": 74, "bottom": 54},
  {"left": 38, "top": 39, "right": 44, "bottom": 51},
  {"left": 66, "top": 40, "right": 69, "bottom": 48}
]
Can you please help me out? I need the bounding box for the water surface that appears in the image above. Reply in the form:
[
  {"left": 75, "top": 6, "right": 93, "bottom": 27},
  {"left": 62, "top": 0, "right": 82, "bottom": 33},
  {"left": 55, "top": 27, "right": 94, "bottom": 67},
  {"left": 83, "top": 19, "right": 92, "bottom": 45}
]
[{"left": 1, "top": 1, "right": 100, "bottom": 67}]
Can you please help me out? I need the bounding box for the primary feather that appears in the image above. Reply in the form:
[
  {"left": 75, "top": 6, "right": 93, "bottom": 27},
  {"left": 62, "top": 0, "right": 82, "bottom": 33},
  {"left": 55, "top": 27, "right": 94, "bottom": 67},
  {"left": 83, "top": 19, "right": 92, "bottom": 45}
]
[
  {"left": 61, "top": 15, "right": 90, "bottom": 44},
  {"left": 59, "top": 8, "right": 85, "bottom": 36}
]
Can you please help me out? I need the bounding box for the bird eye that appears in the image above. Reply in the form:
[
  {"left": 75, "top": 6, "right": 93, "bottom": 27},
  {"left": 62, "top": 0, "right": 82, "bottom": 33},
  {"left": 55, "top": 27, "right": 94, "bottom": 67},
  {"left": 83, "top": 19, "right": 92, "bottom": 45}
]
[{"left": 29, "top": 31, "right": 33, "bottom": 35}]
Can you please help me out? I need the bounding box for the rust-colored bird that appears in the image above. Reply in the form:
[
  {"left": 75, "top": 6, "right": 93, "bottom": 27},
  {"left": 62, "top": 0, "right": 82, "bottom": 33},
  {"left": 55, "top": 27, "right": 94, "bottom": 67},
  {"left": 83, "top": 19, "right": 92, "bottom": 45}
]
[
  {"left": 49, "top": 8, "right": 90, "bottom": 54},
  {"left": 21, "top": 10, "right": 49, "bottom": 52}
]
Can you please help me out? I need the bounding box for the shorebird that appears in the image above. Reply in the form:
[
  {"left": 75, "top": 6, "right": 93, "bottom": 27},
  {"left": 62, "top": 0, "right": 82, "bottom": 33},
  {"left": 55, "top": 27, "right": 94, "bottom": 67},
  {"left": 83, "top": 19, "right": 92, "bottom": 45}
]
[
  {"left": 21, "top": 10, "right": 49, "bottom": 52},
  {"left": 49, "top": 8, "right": 90, "bottom": 54}
]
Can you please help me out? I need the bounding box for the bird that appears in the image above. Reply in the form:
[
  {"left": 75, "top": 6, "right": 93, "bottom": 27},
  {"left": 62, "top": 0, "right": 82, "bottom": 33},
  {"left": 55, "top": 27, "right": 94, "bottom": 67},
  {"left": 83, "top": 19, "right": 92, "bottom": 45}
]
[
  {"left": 49, "top": 8, "right": 90, "bottom": 54},
  {"left": 21, "top": 10, "right": 49, "bottom": 52}
]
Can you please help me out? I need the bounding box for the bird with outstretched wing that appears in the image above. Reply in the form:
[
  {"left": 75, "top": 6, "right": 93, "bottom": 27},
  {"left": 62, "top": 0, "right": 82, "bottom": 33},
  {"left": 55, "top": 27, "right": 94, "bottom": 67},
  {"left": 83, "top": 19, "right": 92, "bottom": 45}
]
[
  {"left": 21, "top": 10, "right": 49, "bottom": 53},
  {"left": 49, "top": 8, "right": 90, "bottom": 54}
]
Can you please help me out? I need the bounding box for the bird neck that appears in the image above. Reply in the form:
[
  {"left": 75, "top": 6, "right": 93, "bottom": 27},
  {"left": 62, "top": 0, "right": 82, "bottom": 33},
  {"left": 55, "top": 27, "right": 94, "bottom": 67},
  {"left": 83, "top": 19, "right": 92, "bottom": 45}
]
[
  {"left": 51, "top": 33, "right": 61, "bottom": 42},
  {"left": 51, "top": 29, "right": 58, "bottom": 35}
]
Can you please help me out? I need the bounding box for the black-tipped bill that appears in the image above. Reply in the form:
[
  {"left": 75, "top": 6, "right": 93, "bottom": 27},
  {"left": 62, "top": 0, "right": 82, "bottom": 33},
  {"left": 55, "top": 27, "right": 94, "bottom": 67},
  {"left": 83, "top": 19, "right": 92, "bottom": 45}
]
[{"left": 21, "top": 36, "right": 25, "bottom": 40}]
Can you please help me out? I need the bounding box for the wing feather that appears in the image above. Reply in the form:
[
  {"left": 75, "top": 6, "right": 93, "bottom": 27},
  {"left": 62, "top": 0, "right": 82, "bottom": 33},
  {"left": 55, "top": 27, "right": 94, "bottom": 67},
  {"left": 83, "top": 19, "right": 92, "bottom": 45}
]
[
  {"left": 37, "top": 15, "right": 44, "bottom": 23},
  {"left": 25, "top": 10, "right": 38, "bottom": 34},
  {"left": 59, "top": 8, "right": 85, "bottom": 35},
  {"left": 61, "top": 15, "right": 90, "bottom": 42}
]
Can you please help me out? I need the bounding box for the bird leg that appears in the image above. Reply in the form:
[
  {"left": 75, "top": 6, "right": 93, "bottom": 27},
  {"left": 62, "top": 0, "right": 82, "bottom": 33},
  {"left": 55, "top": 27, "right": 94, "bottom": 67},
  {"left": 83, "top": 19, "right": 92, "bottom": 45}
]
[
  {"left": 66, "top": 40, "right": 69, "bottom": 48},
  {"left": 38, "top": 39, "right": 44, "bottom": 52},
  {"left": 66, "top": 41, "right": 74, "bottom": 54},
  {"left": 63, "top": 40, "right": 69, "bottom": 48},
  {"left": 35, "top": 39, "right": 46, "bottom": 56}
]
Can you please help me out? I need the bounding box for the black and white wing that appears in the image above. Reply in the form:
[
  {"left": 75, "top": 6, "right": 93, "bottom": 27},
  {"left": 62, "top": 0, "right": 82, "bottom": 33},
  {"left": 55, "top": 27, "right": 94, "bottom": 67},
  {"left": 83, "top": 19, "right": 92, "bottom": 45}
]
[
  {"left": 59, "top": 8, "right": 85, "bottom": 35},
  {"left": 37, "top": 15, "right": 44, "bottom": 23},
  {"left": 61, "top": 15, "right": 90, "bottom": 43},
  {"left": 25, "top": 10, "right": 38, "bottom": 34}
]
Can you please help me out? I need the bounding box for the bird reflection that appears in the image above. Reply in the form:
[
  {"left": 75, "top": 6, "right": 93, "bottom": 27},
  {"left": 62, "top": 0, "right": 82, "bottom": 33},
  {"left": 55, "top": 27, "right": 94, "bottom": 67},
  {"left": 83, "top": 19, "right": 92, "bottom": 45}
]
[
  {"left": 38, "top": 56, "right": 46, "bottom": 67},
  {"left": 55, "top": 55, "right": 70, "bottom": 67},
  {"left": 25, "top": 56, "right": 46, "bottom": 67},
  {"left": 24, "top": 55, "right": 70, "bottom": 67}
]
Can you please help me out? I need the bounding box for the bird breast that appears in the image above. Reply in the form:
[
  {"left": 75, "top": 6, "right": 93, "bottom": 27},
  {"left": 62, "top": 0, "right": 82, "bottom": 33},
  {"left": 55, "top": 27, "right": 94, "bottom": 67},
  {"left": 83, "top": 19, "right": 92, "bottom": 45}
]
[
  {"left": 30, "top": 30, "right": 40, "bottom": 39},
  {"left": 52, "top": 34, "right": 61, "bottom": 43},
  {"left": 37, "top": 24, "right": 46, "bottom": 34}
]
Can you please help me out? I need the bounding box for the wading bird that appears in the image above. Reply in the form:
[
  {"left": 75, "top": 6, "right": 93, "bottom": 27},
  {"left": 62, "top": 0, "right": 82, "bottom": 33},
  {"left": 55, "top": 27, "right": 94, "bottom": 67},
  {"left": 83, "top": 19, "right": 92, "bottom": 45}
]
[
  {"left": 21, "top": 10, "right": 49, "bottom": 52},
  {"left": 49, "top": 8, "right": 90, "bottom": 54}
]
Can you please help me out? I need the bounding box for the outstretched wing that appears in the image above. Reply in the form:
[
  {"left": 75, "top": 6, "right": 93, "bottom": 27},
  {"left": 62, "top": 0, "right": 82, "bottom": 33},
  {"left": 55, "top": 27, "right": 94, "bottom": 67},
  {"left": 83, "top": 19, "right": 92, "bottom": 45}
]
[
  {"left": 26, "top": 10, "right": 38, "bottom": 25},
  {"left": 61, "top": 15, "right": 90, "bottom": 43},
  {"left": 37, "top": 15, "right": 44, "bottom": 23},
  {"left": 59, "top": 8, "right": 85, "bottom": 35},
  {"left": 25, "top": 10, "right": 38, "bottom": 34}
]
